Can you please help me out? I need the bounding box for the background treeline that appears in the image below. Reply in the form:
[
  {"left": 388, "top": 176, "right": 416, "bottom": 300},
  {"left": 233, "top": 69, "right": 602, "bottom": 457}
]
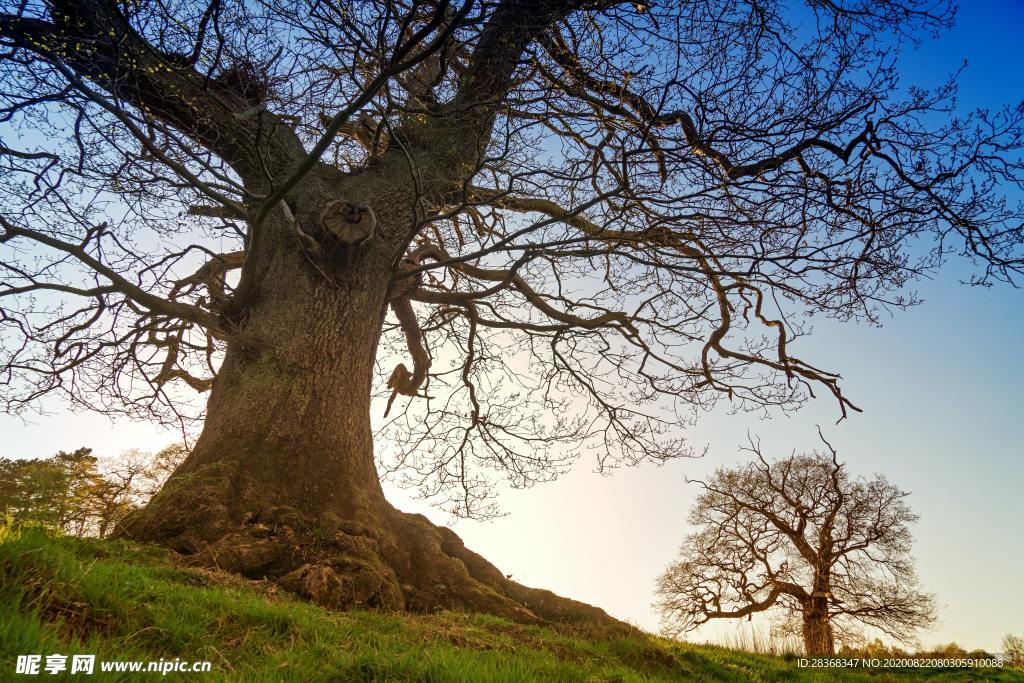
[
  {"left": 839, "top": 639, "right": 997, "bottom": 660},
  {"left": 717, "top": 628, "right": 1024, "bottom": 665},
  {"left": 0, "top": 445, "right": 186, "bottom": 538},
  {"left": 838, "top": 637, "right": 1024, "bottom": 666}
]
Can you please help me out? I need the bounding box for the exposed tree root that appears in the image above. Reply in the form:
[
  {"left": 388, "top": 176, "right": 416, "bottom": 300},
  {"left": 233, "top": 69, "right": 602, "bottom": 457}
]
[{"left": 119, "top": 463, "right": 624, "bottom": 629}]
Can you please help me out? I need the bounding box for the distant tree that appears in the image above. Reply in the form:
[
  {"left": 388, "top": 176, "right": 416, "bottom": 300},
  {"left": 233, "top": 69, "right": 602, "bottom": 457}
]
[
  {"left": 135, "top": 444, "right": 190, "bottom": 501},
  {"left": 84, "top": 451, "right": 151, "bottom": 537},
  {"left": 839, "top": 638, "right": 910, "bottom": 659},
  {"left": 840, "top": 638, "right": 997, "bottom": 660},
  {"left": 0, "top": 444, "right": 188, "bottom": 537},
  {"left": 0, "top": 457, "right": 63, "bottom": 524},
  {"left": 86, "top": 445, "right": 189, "bottom": 537},
  {"left": 1004, "top": 634, "right": 1024, "bottom": 668},
  {"left": 52, "top": 448, "right": 105, "bottom": 535},
  {"left": 656, "top": 436, "right": 936, "bottom": 655},
  {"left": 0, "top": 448, "right": 99, "bottom": 532}
]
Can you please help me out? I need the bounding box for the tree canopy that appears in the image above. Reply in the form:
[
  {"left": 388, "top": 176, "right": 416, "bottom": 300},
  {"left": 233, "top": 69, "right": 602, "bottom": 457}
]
[{"left": 1, "top": 0, "right": 1021, "bottom": 518}]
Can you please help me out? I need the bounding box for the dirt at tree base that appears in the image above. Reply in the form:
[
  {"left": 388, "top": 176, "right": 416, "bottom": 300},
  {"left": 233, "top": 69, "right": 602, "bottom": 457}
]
[{"left": 118, "top": 462, "right": 625, "bottom": 631}]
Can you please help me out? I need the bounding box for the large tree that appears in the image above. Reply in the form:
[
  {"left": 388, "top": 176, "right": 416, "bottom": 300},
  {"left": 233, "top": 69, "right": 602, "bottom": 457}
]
[
  {"left": 0, "top": 0, "right": 1021, "bottom": 620},
  {"left": 655, "top": 437, "right": 936, "bottom": 655}
]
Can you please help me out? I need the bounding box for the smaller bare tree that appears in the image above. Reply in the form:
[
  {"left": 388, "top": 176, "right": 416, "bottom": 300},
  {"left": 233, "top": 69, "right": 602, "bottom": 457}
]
[
  {"left": 656, "top": 435, "right": 936, "bottom": 655},
  {"left": 89, "top": 445, "right": 190, "bottom": 537},
  {"left": 1004, "top": 634, "right": 1024, "bottom": 668}
]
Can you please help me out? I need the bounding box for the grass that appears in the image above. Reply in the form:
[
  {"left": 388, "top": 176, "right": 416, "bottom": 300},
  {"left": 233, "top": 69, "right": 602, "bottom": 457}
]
[{"left": 1, "top": 523, "right": 1021, "bottom": 682}]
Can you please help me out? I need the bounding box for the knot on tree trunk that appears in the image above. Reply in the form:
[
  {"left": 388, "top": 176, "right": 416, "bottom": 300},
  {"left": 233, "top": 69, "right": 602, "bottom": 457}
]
[{"left": 320, "top": 199, "right": 377, "bottom": 246}]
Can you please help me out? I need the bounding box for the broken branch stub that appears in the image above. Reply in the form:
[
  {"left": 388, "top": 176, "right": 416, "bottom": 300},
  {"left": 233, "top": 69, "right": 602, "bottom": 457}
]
[{"left": 320, "top": 200, "right": 377, "bottom": 246}]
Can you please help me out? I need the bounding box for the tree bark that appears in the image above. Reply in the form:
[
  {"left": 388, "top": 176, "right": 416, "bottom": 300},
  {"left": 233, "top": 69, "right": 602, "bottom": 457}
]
[
  {"left": 802, "top": 599, "right": 835, "bottom": 656},
  {"left": 121, "top": 182, "right": 620, "bottom": 627}
]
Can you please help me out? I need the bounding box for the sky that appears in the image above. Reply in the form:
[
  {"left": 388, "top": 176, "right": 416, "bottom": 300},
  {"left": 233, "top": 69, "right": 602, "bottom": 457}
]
[{"left": 2, "top": 0, "right": 1023, "bottom": 654}]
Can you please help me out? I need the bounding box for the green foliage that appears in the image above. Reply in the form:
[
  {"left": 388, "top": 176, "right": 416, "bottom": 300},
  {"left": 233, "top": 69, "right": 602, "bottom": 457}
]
[
  {"left": 0, "top": 445, "right": 187, "bottom": 538},
  {"left": 0, "top": 448, "right": 99, "bottom": 533},
  {"left": 2, "top": 523, "right": 1022, "bottom": 682},
  {"left": 840, "top": 639, "right": 999, "bottom": 661},
  {"left": 1004, "top": 635, "right": 1024, "bottom": 668}
]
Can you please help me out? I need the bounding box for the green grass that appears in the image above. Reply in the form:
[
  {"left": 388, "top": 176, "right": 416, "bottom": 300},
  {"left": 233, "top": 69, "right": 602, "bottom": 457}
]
[{"left": 1, "top": 524, "right": 1020, "bottom": 682}]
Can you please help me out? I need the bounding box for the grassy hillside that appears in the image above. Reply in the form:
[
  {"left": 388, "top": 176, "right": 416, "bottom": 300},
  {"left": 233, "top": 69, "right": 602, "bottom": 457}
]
[{"left": 1, "top": 524, "right": 1019, "bottom": 682}]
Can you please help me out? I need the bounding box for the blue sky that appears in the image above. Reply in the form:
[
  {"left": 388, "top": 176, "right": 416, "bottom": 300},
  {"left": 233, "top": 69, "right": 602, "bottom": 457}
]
[{"left": 2, "top": 0, "right": 1022, "bottom": 652}]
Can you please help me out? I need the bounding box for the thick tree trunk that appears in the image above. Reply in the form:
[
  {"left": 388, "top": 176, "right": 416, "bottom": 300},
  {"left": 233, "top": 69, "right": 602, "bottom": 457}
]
[
  {"left": 802, "top": 600, "right": 835, "bottom": 656},
  {"left": 122, "top": 198, "right": 619, "bottom": 627}
]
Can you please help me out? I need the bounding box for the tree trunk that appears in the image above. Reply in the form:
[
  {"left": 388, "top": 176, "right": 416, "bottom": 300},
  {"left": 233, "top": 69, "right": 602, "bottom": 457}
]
[
  {"left": 121, "top": 190, "right": 619, "bottom": 627},
  {"left": 802, "top": 600, "right": 835, "bottom": 656}
]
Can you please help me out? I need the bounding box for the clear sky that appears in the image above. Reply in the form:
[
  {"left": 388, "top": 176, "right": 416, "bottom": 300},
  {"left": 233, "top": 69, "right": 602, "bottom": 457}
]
[{"left": 2, "top": 0, "right": 1022, "bottom": 653}]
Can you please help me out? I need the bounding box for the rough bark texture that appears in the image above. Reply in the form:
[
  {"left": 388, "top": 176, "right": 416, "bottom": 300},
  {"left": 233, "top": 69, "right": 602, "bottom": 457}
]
[
  {"left": 802, "top": 599, "right": 835, "bottom": 656},
  {"left": 121, "top": 178, "right": 622, "bottom": 629}
]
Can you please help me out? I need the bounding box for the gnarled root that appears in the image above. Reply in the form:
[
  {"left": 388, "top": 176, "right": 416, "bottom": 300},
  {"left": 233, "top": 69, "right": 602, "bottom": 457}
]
[{"left": 121, "top": 471, "right": 623, "bottom": 628}]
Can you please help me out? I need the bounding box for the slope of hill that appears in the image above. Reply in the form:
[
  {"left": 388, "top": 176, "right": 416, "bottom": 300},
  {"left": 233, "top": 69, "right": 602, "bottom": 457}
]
[{"left": 1, "top": 523, "right": 1019, "bottom": 682}]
